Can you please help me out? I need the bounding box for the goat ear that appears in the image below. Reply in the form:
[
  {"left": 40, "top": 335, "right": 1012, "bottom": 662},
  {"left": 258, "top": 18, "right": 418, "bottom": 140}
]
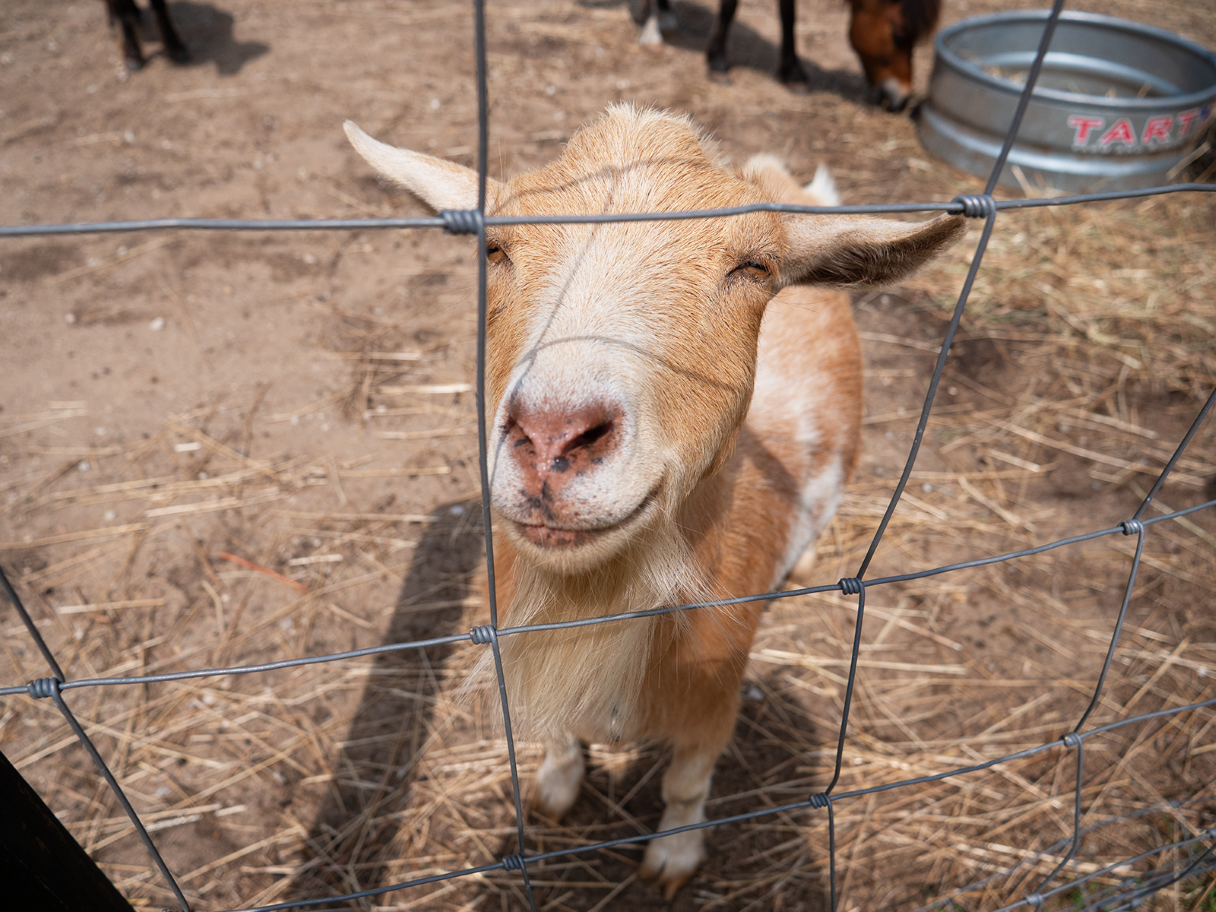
[
  {"left": 779, "top": 213, "right": 966, "bottom": 288},
  {"left": 344, "top": 120, "right": 499, "bottom": 212}
]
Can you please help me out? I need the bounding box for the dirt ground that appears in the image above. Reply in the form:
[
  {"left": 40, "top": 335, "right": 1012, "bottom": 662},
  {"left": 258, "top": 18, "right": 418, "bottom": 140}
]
[{"left": 2, "top": 1, "right": 1216, "bottom": 911}]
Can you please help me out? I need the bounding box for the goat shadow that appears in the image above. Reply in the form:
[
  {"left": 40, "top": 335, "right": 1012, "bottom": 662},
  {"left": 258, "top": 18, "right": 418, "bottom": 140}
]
[
  {"left": 142, "top": 2, "right": 268, "bottom": 75},
  {"left": 304, "top": 495, "right": 828, "bottom": 910},
  {"left": 474, "top": 667, "right": 831, "bottom": 911},
  {"left": 304, "top": 498, "right": 482, "bottom": 905},
  {"left": 582, "top": 0, "right": 872, "bottom": 103}
]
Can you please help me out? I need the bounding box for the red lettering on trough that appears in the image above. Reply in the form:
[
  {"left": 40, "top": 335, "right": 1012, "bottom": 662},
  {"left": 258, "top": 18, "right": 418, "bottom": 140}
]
[
  {"left": 1099, "top": 118, "right": 1137, "bottom": 147},
  {"left": 1177, "top": 109, "right": 1201, "bottom": 138},
  {"left": 1068, "top": 115, "right": 1105, "bottom": 146},
  {"left": 1141, "top": 116, "right": 1173, "bottom": 144}
]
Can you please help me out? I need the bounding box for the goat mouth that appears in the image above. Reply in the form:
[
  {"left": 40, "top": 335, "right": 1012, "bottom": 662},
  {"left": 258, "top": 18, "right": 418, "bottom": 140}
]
[{"left": 507, "top": 492, "right": 656, "bottom": 550}]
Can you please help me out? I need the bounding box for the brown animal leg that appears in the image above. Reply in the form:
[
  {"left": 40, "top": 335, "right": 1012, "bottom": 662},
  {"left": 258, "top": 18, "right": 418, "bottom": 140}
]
[{"left": 149, "top": 0, "right": 190, "bottom": 64}]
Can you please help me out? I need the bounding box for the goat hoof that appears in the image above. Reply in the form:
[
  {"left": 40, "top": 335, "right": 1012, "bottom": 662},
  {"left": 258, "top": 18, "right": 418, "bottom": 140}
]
[
  {"left": 167, "top": 45, "right": 191, "bottom": 65},
  {"left": 532, "top": 782, "right": 579, "bottom": 821},
  {"left": 124, "top": 55, "right": 145, "bottom": 72},
  {"left": 641, "top": 830, "right": 705, "bottom": 899}
]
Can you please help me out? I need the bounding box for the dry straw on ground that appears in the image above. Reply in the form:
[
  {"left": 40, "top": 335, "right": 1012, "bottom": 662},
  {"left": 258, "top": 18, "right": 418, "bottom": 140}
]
[
  {"left": 2, "top": 0, "right": 1216, "bottom": 910},
  {"left": 4, "top": 185, "right": 1212, "bottom": 912}
]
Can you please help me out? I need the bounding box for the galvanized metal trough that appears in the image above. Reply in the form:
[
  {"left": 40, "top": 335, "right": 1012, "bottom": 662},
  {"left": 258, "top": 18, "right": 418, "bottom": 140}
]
[{"left": 917, "top": 10, "right": 1216, "bottom": 192}]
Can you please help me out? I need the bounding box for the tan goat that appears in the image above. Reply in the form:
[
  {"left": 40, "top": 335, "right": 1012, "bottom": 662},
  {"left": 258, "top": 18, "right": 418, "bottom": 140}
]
[{"left": 345, "top": 105, "right": 962, "bottom": 896}]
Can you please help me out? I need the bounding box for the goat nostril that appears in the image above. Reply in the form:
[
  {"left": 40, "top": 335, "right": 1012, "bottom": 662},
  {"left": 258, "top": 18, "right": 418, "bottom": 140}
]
[
  {"left": 506, "top": 405, "right": 619, "bottom": 475},
  {"left": 566, "top": 420, "right": 613, "bottom": 454}
]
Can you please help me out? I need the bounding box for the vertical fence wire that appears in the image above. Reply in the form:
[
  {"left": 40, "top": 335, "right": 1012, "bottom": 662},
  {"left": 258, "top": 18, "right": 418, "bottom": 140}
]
[
  {"left": 1, "top": 0, "right": 1214, "bottom": 909},
  {"left": 3, "top": 565, "right": 193, "bottom": 912},
  {"left": 469, "top": 0, "right": 535, "bottom": 906},
  {"left": 830, "top": 2, "right": 1068, "bottom": 903}
]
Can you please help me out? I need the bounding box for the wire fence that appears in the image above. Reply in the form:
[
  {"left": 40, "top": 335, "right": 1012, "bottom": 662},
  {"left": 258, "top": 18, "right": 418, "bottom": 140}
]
[{"left": 2, "top": 0, "right": 1215, "bottom": 910}]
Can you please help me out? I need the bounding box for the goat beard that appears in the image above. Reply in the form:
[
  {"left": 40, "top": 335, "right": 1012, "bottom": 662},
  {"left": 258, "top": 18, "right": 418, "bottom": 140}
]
[{"left": 461, "top": 523, "right": 717, "bottom": 744}]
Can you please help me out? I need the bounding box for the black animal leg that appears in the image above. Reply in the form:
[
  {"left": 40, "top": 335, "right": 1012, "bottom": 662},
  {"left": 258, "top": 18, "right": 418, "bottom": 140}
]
[
  {"left": 706, "top": 0, "right": 738, "bottom": 74},
  {"left": 150, "top": 0, "right": 190, "bottom": 64},
  {"left": 106, "top": 0, "right": 146, "bottom": 70},
  {"left": 777, "top": 0, "right": 809, "bottom": 87}
]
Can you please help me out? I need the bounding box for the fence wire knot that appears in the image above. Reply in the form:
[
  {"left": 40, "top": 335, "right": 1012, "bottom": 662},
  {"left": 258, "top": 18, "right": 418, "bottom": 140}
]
[
  {"left": 838, "top": 577, "right": 864, "bottom": 596},
  {"left": 1062, "top": 731, "right": 1082, "bottom": 749},
  {"left": 501, "top": 853, "right": 525, "bottom": 871},
  {"left": 810, "top": 792, "right": 832, "bottom": 809},
  {"left": 951, "top": 193, "right": 997, "bottom": 218},
  {"left": 439, "top": 208, "right": 485, "bottom": 235},
  {"left": 1120, "top": 519, "right": 1145, "bottom": 536},
  {"left": 27, "top": 677, "right": 61, "bottom": 699},
  {"left": 469, "top": 625, "right": 496, "bottom": 645},
  {"left": 1023, "top": 892, "right": 1044, "bottom": 908}
]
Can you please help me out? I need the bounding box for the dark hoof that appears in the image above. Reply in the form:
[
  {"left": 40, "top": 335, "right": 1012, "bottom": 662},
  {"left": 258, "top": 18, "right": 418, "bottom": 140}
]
[
  {"left": 707, "top": 54, "right": 731, "bottom": 75},
  {"left": 124, "top": 54, "right": 145, "bottom": 71},
  {"left": 167, "top": 45, "right": 191, "bottom": 65},
  {"left": 779, "top": 61, "right": 810, "bottom": 90}
]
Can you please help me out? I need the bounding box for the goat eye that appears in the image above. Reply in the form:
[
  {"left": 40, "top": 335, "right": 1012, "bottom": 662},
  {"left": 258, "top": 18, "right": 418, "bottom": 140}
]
[
  {"left": 486, "top": 243, "right": 510, "bottom": 266},
  {"left": 733, "top": 260, "right": 771, "bottom": 281}
]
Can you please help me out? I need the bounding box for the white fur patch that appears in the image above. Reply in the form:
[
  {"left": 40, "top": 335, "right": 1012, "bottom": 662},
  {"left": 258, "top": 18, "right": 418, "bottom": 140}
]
[
  {"left": 638, "top": 14, "right": 664, "bottom": 46},
  {"left": 804, "top": 165, "right": 840, "bottom": 207}
]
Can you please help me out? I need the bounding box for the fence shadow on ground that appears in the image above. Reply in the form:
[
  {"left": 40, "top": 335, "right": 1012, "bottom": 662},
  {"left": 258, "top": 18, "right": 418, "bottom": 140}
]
[{"left": 304, "top": 499, "right": 482, "bottom": 904}]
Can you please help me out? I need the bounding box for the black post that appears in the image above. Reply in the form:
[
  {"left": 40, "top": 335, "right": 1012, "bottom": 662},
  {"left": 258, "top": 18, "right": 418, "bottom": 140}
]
[{"left": 0, "top": 748, "right": 136, "bottom": 912}]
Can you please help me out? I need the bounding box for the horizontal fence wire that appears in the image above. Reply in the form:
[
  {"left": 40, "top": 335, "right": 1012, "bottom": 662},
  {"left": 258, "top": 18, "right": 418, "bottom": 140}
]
[
  {"left": 1, "top": 183, "right": 1215, "bottom": 239},
  {"left": 2, "top": 0, "right": 1215, "bottom": 909},
  {"left": 4, "top": 499, "right": 1214, "bottom": 703}
]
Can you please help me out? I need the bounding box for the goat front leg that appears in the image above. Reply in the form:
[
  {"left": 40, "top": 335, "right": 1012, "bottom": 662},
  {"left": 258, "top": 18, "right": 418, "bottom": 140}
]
[
  {"left": 640, "top": 743, "right": 719, "bottom": 898},
  {"left": 533, "top": 733, "right": 584, "bottom": 819}
]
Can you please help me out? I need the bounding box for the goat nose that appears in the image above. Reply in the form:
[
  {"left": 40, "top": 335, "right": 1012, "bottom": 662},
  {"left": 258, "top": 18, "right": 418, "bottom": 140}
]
[{"left": 505, "top": 400, "right": 619, "bottom": 480}]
